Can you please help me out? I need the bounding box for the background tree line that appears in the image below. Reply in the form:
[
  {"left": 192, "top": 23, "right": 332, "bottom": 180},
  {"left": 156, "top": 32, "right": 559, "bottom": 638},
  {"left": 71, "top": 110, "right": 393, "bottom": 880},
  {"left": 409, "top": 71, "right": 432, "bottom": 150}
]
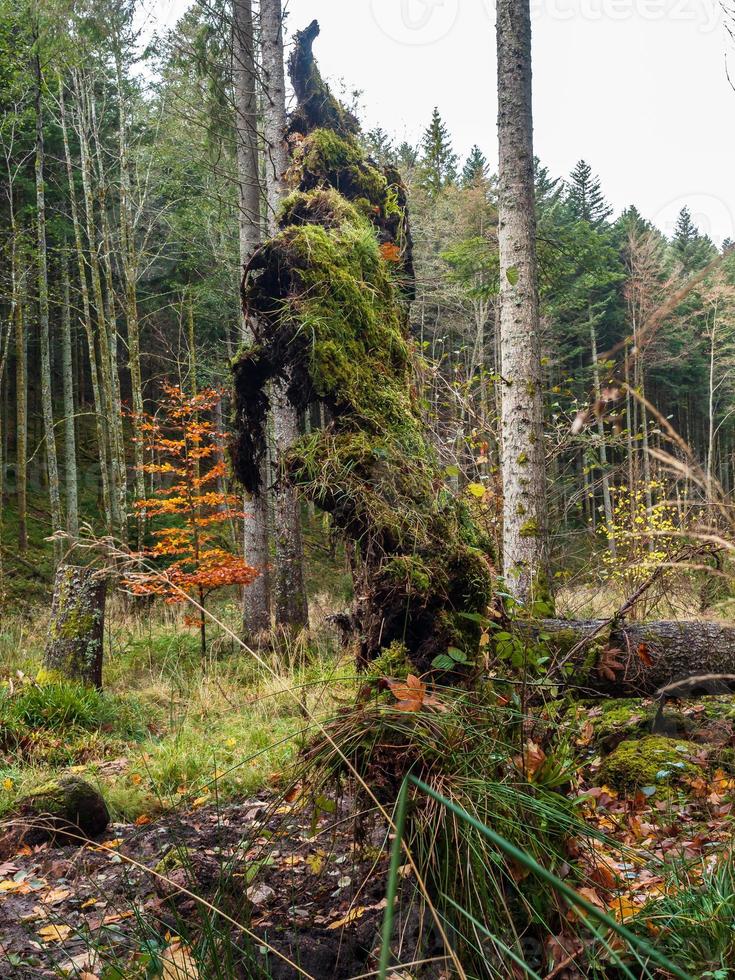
[{"left": 1, "top": 0, "right": 734, "bottom": 620}]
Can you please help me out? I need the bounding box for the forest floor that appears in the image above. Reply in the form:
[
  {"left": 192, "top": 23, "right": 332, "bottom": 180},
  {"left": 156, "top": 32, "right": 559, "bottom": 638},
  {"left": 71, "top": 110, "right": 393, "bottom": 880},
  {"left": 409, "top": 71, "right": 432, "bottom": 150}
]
[
  {"left": 2, "top": 670, "right": 735, "bottom": 977},
  {"left": 3, "top": 515, "right": 735, "bottom": 976}
]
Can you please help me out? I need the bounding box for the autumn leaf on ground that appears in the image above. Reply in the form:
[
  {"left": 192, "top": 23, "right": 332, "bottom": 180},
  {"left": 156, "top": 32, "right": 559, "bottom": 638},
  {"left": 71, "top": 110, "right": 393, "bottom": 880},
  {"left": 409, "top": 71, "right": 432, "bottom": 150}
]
[
  {"left": 327, "top": 906, "right": 369, "bottom": 929},
  {"left": 38, "top": 924, "right": 71, "bottom": 942},
  {"left": 514, "top": 741, "right": 546, "bottom": 779},
  {"left": 387, "top": 674, "right": 447, "bottom": 712},
  {"left": 41, "top": 887, "right": 71, "bottom": 905},
  {"left": 161, "top": 940, "right": 200, "bottom": 979},
  {"left": 612, "top": 894, "right": 641, "bottom": 923}
]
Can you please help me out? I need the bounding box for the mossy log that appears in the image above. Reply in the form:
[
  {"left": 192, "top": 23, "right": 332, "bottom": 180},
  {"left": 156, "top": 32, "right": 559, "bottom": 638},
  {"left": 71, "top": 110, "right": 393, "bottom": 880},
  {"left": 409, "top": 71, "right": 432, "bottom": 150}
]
[
  {"left": 45, "top": 564, "right": 108, "bottom": 688},
  {"left": 533, "top": 618, "right": 735, "bottom": 697},
  {"left": 232, "top": 22, "right": 493, "bottom": 673}
]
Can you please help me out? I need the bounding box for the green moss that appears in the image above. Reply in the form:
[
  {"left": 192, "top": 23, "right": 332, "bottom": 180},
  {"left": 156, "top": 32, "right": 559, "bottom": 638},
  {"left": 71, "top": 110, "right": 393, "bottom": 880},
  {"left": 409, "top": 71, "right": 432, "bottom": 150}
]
[
  {"left": 600, "top": 736, "right": 699, "bottom": 792},
  {"left": 382, "top": 556, "right": 433, "bottom": 594},
  {"left": 368, "top": 641, "right": 415, "bottom": 680},
  {"left": 234, "top": 82, "right": 494, "bottom": 674},
  {"left": 519, "top": 518, "right": 540, "bottom": 538},
  {"left": 590, "top": 700, "right": 655, "bottom": 746},
  {"left": 22, "top": 774, "right": 109, "bottom": 840}
]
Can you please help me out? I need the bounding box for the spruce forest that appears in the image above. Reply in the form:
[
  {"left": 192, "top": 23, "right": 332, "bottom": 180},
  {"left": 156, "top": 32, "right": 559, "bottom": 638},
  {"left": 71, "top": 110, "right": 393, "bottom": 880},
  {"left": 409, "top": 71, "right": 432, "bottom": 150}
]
[{"left": 1, "top": 1, "right": 735, "bottom": 977}]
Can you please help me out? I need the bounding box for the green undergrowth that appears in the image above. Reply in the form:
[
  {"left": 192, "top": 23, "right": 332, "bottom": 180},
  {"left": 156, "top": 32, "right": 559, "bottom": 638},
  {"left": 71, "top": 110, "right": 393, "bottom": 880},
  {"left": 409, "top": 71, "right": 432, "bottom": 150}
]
[
  {"left": 0, "top": 604, "right": 354, "bottom": 823},
  {"left": 632, "top": 855, "right": 735, "bottom": 976},
  {"left": 302, "top": 686, "right": 616, "bottom": 975}
]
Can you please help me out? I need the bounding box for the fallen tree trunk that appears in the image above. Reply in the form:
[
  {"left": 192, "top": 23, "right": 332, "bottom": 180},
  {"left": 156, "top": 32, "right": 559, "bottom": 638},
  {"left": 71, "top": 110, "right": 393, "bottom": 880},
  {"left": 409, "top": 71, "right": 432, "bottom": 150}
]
[{"left": 533, "top": 618, "right": 735, "bottom": 697}]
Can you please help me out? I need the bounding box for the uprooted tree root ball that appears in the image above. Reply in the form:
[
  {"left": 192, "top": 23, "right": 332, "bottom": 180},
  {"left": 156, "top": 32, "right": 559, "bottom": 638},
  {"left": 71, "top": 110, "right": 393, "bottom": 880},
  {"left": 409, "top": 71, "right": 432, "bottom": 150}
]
[{"left": 232, "top": 21, "right": 494, "bottom": 674}]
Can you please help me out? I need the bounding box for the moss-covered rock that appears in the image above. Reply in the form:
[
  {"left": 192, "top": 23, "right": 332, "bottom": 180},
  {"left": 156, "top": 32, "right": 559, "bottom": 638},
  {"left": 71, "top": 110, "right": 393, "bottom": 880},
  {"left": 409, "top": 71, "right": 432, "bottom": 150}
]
[
  {"left": 599, "top": 736, "right": 700, "bottom": 793},
  {"left": 18, "top": 775, "right": 109, "bottom": 843}
]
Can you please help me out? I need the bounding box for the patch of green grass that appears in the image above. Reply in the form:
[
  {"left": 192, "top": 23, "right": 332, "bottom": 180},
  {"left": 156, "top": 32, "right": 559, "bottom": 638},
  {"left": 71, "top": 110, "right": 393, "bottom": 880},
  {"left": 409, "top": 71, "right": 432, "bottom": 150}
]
[
  {"left": 0, "top": 604, "right": 354, "bottom": 822},
  {"left": 633, "top": 856, "right": 735, "bottom": 977}
]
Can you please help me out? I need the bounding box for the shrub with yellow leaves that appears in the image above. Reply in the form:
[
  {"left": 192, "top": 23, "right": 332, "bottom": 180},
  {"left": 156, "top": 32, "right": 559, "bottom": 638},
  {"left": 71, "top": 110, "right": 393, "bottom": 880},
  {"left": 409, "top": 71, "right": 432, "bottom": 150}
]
[{"left": 597, "top": 481, "right": 682, "bottom": 618}]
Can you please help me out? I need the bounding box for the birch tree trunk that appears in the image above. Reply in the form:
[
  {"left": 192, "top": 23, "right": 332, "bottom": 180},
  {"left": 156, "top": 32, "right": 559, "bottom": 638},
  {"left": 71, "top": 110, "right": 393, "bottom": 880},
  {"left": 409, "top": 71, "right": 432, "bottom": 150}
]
[
  {"left": 61, "top": 245, "right": 79, "bottom": 542},
  {"left": 496, "top": 0, "right": 549, "bottom": 600},
  {"left": 34, "top": 47, "right": 63, "bottom": 561},
  {"left": 234, "top": 0, "right": 271, "bottom": 633},
  {"left": 260, "top": 0, "right": 308, "bottom": 630},
  {"left": 59, "top": 77, "right": 113, "bottom": 535},
  {"left": 260, "top": 0, "right": 289, "bottom": 225}
]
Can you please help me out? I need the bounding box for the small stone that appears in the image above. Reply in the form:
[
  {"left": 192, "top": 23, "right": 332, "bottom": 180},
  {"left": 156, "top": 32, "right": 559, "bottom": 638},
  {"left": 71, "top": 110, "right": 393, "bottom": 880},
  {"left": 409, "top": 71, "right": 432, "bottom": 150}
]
[{"left": 247, "top": 883, "right": 275, "bottom": 905}]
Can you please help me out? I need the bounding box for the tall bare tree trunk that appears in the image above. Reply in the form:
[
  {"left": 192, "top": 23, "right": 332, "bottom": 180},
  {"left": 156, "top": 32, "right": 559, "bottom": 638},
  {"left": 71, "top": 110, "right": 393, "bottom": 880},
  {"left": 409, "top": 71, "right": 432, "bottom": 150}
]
[
  {"left": 60, "top": 245, "right": 79, "bottom": 542},
  {"left": 34, "top": 46, "right": 63, "bottom": 561},
  {"left": 234, "top": 0, "right": 271, "bottom": 633},
  {"left": 496, "top": 0, "right": 549, "bottom": 601},
  {"left": 260, "top": 0, "right": 289, "bottom": 225},
  {"left": 15, "top": 272, "right": 27, "bottom": 553},
  {"left": 73, "top": 72, "right": 118, "bottom": 533},
  {"left": 260, "top": 0, "right": 308, "bottom": 629},
  {"left": 59, "top": 77, "right": 112, "bottom": 534},
  {"left": 89, "top": 95, "right": 127, "bottom": 539},
  {"left": 590, "top": 313, "right": 615, "bottom": 554},
  {"left": 113, "top": 54, "right": 145, "bottom": 545}
]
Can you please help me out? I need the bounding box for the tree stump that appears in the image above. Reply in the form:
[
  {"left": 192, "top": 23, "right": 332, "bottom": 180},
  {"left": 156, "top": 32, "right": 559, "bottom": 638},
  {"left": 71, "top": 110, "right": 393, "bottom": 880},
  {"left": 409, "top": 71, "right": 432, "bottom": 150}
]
[{"left": 45, "top": 564, "right": 108, "bottom": 688}]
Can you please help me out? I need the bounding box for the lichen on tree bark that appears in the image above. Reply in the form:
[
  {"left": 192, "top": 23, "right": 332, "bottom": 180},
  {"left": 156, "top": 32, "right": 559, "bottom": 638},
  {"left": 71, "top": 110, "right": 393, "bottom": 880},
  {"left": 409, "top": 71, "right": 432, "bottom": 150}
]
[
  {"left": 232, "top": 22, "right": 494, "bottom": 673},
  {"left": 45, "top": 565, "right": 108, "bottom": 688}
]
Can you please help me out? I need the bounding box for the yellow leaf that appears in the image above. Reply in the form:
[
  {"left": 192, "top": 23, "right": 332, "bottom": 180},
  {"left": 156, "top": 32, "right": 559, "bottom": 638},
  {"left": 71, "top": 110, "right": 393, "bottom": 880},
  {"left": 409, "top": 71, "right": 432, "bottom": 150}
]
[
  {"left": 162, "top": 941, "right": 200, "bottom": 979},
  {"left": 38, "top": 924, "right": 72, "bottom": 942},
  {"left": 613, "top": 895, "right": 641, "bottom": 923},
  {"left": 81, "top": 898, "right": 98, "bottom": 909},
  {"left": 102, "top": 911, "right": 133, "bottom": 925},
  {"left": 0, "top": 880, "right": 24, "bottom": 893},
  {"left": 42, "top": 888, "right": 71, "bottom": 905},
  {"left": 466, "top": 483, "right": 486, "bottom": 498},
  {"left": 327, "top": 906, "right": 369, "bottom": 929},
  {"left": 306, "top": 852, "right": 325, "bottom": 874}
]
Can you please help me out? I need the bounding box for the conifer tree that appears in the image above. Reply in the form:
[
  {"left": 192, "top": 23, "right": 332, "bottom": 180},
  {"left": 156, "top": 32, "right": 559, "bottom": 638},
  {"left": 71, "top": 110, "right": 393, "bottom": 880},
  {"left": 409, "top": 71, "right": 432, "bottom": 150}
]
[
  {"left": 566, "top": 159, "right": 612, "bottom": 225},
  {"left": 417, "top": 107, "right": 458, "bottom": 196},
  {"left": 461, "top": 144, "right": 488, "bottom": 186},
  {"left": 672, "top": 206, "right": 717, "bottom": 272},
  {"left": 396, "top": 140, "right": 418, "bottom": 182}
]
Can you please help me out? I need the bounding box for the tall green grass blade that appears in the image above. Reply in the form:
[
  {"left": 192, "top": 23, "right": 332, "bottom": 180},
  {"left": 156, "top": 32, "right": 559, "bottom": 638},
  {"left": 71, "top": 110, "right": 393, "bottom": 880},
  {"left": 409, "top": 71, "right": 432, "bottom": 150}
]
[{"left": 378, "top": 773, "right": 693, "bottom": 980}]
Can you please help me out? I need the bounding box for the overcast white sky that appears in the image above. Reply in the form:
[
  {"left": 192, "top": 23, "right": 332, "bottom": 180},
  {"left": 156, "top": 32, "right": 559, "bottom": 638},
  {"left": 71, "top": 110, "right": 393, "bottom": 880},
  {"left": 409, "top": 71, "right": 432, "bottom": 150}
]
[{"left": 145, "top": 0, "right": 735, "bottom": 245}]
